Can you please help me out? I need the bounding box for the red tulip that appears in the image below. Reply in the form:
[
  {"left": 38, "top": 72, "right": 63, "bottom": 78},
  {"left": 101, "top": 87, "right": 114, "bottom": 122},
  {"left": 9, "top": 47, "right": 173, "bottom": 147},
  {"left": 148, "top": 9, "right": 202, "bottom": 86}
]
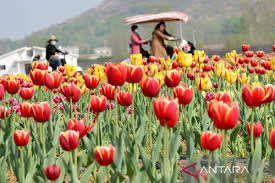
[
  {"left": 255, "top": 67, "right": 261, "bottom": 74},
  {"left": 215, "top": 92, "right": 233, "bottom": 104},
  {"left": 172, "top": 61, "right": 179, "bottom": 69},
  {"left": 117, "top": 91, "right": 132, "bottom": 106},
  {"left": 238, "top": 57, "right": 244, "bottom": 64},
  {"left": 99, "top": 83, "right": 117, "bottom": 100},
  {"left": 246, "top": 51, "right": 254, "bottom": 58},
  {"left": 6, "top": 80, "right": 20, "bottom": 95},
  {"left": 44, "top": 164, "right": 61, "bottom": 181},
  {"left": 242, "top": 85, "right": 266, "bottom": 107},
  {"left": 30, "top": 69, "right": 45, "bottom": 86},
  {"left": 187, "top": 71, "right": 196, "bottom": 80},
  {"left": 164, "top": 70, "right": 182, "bottom": 87},
  {"left": 173, "top": 85, "right": 193, "bottom": 105},
  {"left": 269, "top": 128, "right": 275, "bottom": 149},
  {"left": 153, "top": 97, "right": 179, "bottom": 128},
  {"left": 213, "top": 55, "right": 220, "bottom": 62},
  {"left": 94, "top": 145, "right": 115, "bottom": 166},
  {"left": 248, "top": 67, "right": 254, "bottom": 74},
  {"left": 61, "top": 83, "right": 81, "bottom": 103},
  {"left": 260, "top": 68, "right": 266, "bottom": 75},
  {"left": 67, "top": 118, "right": 95, "bottom": 138},
  {"left": 32, "top": 102, "right": 51, "bottom": 123},
  {"left": 247, "top": 121, "right": 262, "bottom": 138},
  {"left": 244, "top": 57, "right": 250, "bottom": 64},
  {"left": 90, "top": 95, "right": 107, "bottom": 113},
  {"left": 256, "top": 51, "right": 265, "bottom": 58},
  {"left": 202, "top": 65, "right": 212, "bottom": 72},
  {"left": 273, "top": 44, "right": 275, "bottom": 52},
  {"left": 141, "top": 77, "right": 160, "bottom": 98},
  {"left": 19, "top": 87, "right": 34, "bottom": 100},
  {"left": 207, "top": 100, "right": 240, "bottom": 130},
  {"left": 242, "top": 44, "right": 250, "bottom": 52},
  {"left": 59, "top": 130, "right": 79, "bottom": 151},
  {"left": 106, "top": 63, "right": 126, "bottom": 86},
  {"left": 44, "top": 71, "right": 62, "bottom": 89},
  {"left": 149, "top": 56, "right": 156, "bottom": 63},
  {"left": 20, "top": 102, "right": 33, "bottom": 118},
  {"left": 250, "top": 59, "right": 258, "bottom": 67},
  {"left": 126, "top": 65, "right": 143, "bottom": 83},
  {"left": 84, "top": 75, "right": 100, "bottom": 89},
  {"left": 14, "top": 129, "right": 29, "bottom": 146},
  {"left": 262, "top": 84, "right": 275, "bottom": 104},
  {"left": 262, "top": 61, "right": 272, "bottom": 70},
  {"left": 0, "top": 106, "right": 9, "bottom": 119},
  {"left": 200, "top": 131, "right": 222, "bottom": 151},
  {"left": 58, "top": 66, "right": 65, "bottom": 73},
  {"left": 32, "top": 61, "right": 49, "bottom": 70},
  {"left": 0, "top": 84, "right": 4, "bottom": 100}
]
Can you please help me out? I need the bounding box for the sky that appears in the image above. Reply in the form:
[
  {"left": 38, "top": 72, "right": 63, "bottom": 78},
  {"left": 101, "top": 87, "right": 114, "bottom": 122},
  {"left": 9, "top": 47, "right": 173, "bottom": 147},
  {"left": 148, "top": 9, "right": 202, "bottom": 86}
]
[{"left": 0, "top": 0, "right": 102, "bottom": 40}]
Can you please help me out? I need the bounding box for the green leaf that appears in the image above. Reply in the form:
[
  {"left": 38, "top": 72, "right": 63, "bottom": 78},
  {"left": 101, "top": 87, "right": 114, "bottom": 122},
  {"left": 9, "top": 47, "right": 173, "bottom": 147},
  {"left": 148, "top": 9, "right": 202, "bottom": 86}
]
[
  {"left": 80, "top": 163, "right": 95, "bottom": 183},
  {"left": 112, "top": 132, "right": 124, "bottom": 171},
  {"left": 152, "top": 128, "right": 163, "bottom": 164},
  {"left": 169, "top": 129, "right": 181, "bottom": 161},
  {"left": 70, "top": 158, "right": 80, "bottom": 183},
  {"left": 43, "top": 146, "right": 57, "bottom": 167},
  {"left": 96, "top": 166, "right": 108, "bottom": 183},
  {"left": 134, "top": 170, "right": 149, "bottom": 183},
  {"left": 25, "top": 158, "right": 37, "bottom": 183},
  {"left": 230, "top": 124, "right": 241, "bottom": 142}
]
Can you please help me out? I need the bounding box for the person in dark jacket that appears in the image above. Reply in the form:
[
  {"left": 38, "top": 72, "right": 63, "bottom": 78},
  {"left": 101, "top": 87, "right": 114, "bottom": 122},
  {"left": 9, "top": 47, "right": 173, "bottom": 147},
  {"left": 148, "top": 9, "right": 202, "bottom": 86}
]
[{"left": 46, "top": 35, "right": 65, "bottom": 70}]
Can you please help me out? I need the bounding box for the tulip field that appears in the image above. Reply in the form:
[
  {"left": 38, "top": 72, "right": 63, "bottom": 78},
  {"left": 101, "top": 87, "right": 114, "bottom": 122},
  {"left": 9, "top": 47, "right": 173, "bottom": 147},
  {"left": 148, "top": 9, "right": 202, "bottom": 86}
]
[{"left": 0, "top": 45, "right": 275, "bottom": 183}]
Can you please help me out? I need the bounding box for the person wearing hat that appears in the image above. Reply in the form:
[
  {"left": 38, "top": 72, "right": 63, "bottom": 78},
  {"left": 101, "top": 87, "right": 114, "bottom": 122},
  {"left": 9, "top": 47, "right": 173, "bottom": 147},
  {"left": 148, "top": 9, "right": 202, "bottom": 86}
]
[{"left": 46, "top": 35, "right": 65, "bottom": 70}]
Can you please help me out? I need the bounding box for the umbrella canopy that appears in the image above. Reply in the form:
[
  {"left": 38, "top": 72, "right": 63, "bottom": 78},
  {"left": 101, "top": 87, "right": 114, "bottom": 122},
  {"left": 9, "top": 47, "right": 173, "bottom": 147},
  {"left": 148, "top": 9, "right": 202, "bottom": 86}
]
[{"left": 124, "top": 11, "right": 188, "bottom": 25}]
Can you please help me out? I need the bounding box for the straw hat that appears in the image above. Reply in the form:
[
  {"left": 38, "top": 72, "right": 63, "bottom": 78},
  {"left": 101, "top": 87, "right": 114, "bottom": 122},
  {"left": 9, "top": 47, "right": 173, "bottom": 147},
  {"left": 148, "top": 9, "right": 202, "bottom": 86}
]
[{"left": 48, "top": 35, "right": 58, "bottom": 42}]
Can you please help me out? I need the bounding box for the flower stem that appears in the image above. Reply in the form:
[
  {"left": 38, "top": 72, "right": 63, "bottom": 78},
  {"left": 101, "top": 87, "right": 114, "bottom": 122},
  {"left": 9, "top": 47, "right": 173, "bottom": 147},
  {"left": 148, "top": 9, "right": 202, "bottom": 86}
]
[
  {"left": 97, "top": 117, "right": 101, "bottom": 145},
  {"left": 74, "top": 148, "right": 78, "bottom": 172},
  {"left": 41, "top": 124, "right": 46, "bottom": 158},
  {"left": 148, "top": 98, "right": 153, "bottom": 149},
  {"left": 114, "top": 86, "right": 119, "bottom": 138},
  {"left": 49, "top": 91, "right": 54, "bottom": 136},
  {"left": 70, "top": 98, "right": 73, "bottom": 119},
  {"left": 20, "top": 148, "right": 25, "bottom": 182},
  {"left": 208, "top": 151, "right": 212, "bottom": 169},
  {"left": 264, "top": 104, "right": 269, "bottom": 141},
  {"left": 251, "top": 108, "right": 255, "bottom": 154},
  {"left": 87, "top": 89, "right": 92, "bottom": 121},
  {"left": 131, "top": 85, "right": 136, "bottom": 138},
  {"left": 163, "top": 126, "right": 170, "bottom": 182},
  {"left": 222, "top": 130, "right": 228, "bottom": 183}
]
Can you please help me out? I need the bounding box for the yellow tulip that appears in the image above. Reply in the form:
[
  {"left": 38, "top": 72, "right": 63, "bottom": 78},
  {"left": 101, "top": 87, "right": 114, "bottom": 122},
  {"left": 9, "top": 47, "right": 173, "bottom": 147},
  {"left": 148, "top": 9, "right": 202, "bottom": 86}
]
[
  {"left": 226, "top": 70, "right": 237, "bottom": 84},
  {"left": 271, "top": 57, "right": 275, "bottom": 70},
  {"left": 154, "top": 71, "right": 165, "bottom": 86},
  {"left": 239, "top": 73, "right": 250, "bottom": 85},
  {"left": 194, "top": 50, "right": 206, "bottom": 64},
  {"left": 149, "top": 64, "right": 158, "bottom": 75},
  {"left": 196, "top": 76, "right": 212, "bottom": 91},
  {"left": 130, "top": 53, "right": 143, "bottom": 66},
  {"left": 178, "top": 51, "right": 193, "bottom": 67},
  {"left": 226, "top": 50, "right": 239, "bottom": 65},
  {"left": 214, "top": 62, "right": 226, "bottom": 78},
  {"left": 65, "top": 64, "right": 77, "bottom": 77},
  {"left": 273, "top": 72, "right": 275, "bottom": 80},
  {"left": 164, "top": 58, "right": 172, "bottom": 70}
]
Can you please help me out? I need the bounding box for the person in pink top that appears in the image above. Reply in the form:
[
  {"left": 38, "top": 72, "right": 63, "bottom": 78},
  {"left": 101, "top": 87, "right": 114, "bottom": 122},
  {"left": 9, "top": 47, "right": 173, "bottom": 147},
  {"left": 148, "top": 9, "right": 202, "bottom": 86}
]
[{"left": 131, "top": 25, "right": 150, "bottom": 58}]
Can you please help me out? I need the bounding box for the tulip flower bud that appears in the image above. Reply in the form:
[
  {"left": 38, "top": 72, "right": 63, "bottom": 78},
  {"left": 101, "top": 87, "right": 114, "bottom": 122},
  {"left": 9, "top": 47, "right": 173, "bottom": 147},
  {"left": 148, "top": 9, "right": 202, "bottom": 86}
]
[
  {"left": 247, "top": 121, "right": 262, "bottom": 138},
  {"left": 173, "top": 85, "right": 193, "bottom": 105},
  {"left": 32, "top": 61, "right": 49, "bottom": 70},
  {"left": 153, "top": 97, "right": 179, "bottom": 128},
  {"left": 59, "top": 130, "right": 79, "bottom": 151},
  {"left": 262, "top": 84, "right": 275, "bottom": 104},
  {"left": 242, "top": 44, "right": 250, "bottom": 52},
  {"left": 0, "top": 84, "right": 4, "bottom": 101},
  {"left": 30, "top": 69, "right": 46, "bottom": 86},
  {"left": 44, "top": 164, "right": 61, "bottom": 181},
  {"left": 246, "top": 51, "right": 254, "bottom": 58},
  {"left": 20, "top": 102, "right": 33, "bottom": 118},
  {"left": 44, "top": 71, "right": 62, "bottom": 89},
  {"left": 0, "top": 106, "right": 9, "bottom": 119},
  {"left": 126, "top": 65, "right": 143, "bottom": 83},
  {"left": 215, "top": 92, "right": 233, "bottom": 104},
  {"left": 32, "top": 102, "right": 51, "bottom": 123},
  {"left": 14, "top": 129, "right": 29, "bottom": 147},
  {"left": 94, "top": 145, "right": 115, "bottom": 166},
  {"left": 100, "top": 83, "right": 117, "bottom": 100},
  {"left": 242, "top": 85, "right": 267, "bottom": 107},
  {"left": 117, "top": 91, "right": 132, "bottom": 106},
  {"left": 256, "top": 51, "right": 265, "bottom": 58},
  {"left": 141, "top": 77, "right": 161, "bottom": 98},
  {"left": 6, "top": 80, "right": 20, "bottom": 95},
  {"left": 207, "top": 100, "right": 240, "bottom": 130},
  {"left": 106, "top": 63, "right": 127, "bottom": 86},
  {"left": 270, "top": 128, "right": 275, "bottom": 150},
  {"left": 84, "top": 75, "right": 100, "bottom": 89},
  {"left": 164, "top": 70, "right": 182, "bottom": 88},
  {"left": 200, "top": 131, "right": 222, "bottom": 151},
  {"left": 58, "top": 66, "right": 65, "bottom": 73},
  {"left": 19, "top": 87, "right": 34, "bottom": 100},
  {"left": 90, "top": 95, "right": 107, "bottom": 113}
]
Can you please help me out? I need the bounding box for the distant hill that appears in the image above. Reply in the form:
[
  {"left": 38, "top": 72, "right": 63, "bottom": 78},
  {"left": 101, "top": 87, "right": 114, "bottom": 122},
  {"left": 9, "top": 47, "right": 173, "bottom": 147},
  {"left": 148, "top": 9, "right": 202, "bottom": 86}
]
[{"left": 0, "top": 0, "right": 274, "bottom": 59}]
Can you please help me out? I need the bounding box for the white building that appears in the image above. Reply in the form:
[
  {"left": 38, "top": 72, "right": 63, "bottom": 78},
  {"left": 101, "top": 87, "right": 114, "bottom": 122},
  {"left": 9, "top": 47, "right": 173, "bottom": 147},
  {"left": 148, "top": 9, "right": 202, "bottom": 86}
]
[
  {"left": 0, "top": 46, "right": 79, "bottom": 76},
  {"left": 86, "top": 47, "right": 112, "bottom": 60}
]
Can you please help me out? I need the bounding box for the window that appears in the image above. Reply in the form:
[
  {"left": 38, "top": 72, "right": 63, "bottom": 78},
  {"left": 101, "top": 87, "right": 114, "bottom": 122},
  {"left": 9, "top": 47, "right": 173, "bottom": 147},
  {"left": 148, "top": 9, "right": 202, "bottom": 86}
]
[{"left": 0, "top": 65, "right": 6, "bottom": 70}]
